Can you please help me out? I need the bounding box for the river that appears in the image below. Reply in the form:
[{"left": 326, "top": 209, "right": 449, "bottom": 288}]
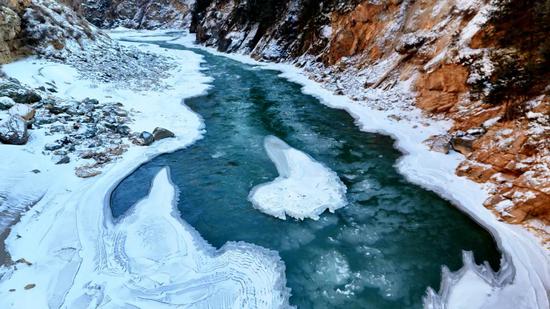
[{"left": 111, "top": 42, "right": 500, "bottom": 308}]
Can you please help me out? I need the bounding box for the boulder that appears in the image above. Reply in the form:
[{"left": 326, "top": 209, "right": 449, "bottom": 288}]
[
  {"left": 152, "top": 127, "right": 175, "bottom": 141},
  {"left": 423, "top": 134, "right": 451, "bottom": 154},
  {"left": 53, "top": 155, "right": 70, "bottom": 165},
  {"left": 44, "top": 142, "right": 63, "bottom": 151},
  {"left": 9, "top": 103, "right": 35, "bottom": 120},
  {"left": 75, "top": 166, "right": 101, "bottom": 178},
  {"left": 116, "top": 125, "right": 131, "bottom": 136},
  {"left": 0, "top": 80, "right": 41, "bottom": 103},
  {"left": 139, "top": 131, "right": 154, "bottom": 146},
  {"left": 0, "top": 115, "right": 28, "bottom": 145},
  {"left": 0, "top": 96, "right": 15, "bottom": 110},
  {"left": 451, "top": 132, "right": 477, "bottom": 155}
]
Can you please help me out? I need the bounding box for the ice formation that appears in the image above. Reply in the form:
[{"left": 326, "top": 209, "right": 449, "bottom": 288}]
[
  {"left": 62, "top": 168, "right": 291, "bottom": 308},
  {"left": 249, "top": 135, "right": 347, "bottom": 220}
]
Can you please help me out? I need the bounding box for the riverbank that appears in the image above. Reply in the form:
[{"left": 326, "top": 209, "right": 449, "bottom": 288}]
[
  {"left": 148, "top": 30, "right": 550, "bottom": 308},
  {"left": 0, "top": 30, "right": 290, "bottom": 307}
]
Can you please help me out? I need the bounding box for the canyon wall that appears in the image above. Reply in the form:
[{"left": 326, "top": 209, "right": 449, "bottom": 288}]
[
  {"left": 63, "top": 0, "right": 194, "bottom": 29},
  {"left": 192, "top": 0, "right": 550, "bottom": 233},
  {"left": 0, "top": 0, "right": 108, "bottom": 63}
]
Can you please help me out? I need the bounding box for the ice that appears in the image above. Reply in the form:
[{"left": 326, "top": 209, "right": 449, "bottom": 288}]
[
  {"left": 60, "top": 168, "right": 291, "bottom": 308},
  {"left": 249, "top": 135, "right": 348, "bottom": 220},
  {"left": 312, "top": 250, "right": 351, "bottom": 286}
]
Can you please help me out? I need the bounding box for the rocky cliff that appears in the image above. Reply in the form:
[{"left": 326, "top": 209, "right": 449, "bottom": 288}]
[
  {"left": 0, "top": 0, "right": 26, "bottom": 64},
  {"left": 0, "top": 0, "right": 109, "bottom": 63},
  {"left": 63, "top": 0, "right": 194, "bottom": 29}
]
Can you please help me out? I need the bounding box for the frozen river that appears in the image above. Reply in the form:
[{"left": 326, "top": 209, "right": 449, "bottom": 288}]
[{"left": 111, "top": 41, "right": 501, "bottom": 308}]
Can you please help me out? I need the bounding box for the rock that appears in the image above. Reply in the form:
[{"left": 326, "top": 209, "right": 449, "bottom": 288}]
[
  {"left": 0, "top": 115, "right": 28, "bottom": 145},
  {"left": 75, "top": 166, "right": 101, "bottom": 178},
  {"left": 108, "top": 145, "right": 127, "bottom": 156},
  {"left": 0, "top": 79, "right": 41, "bottom": 104},
  {"left": 466, "top": 127, "right": 486, "bottom": 136},
  {"left": 152, "top": 127, "right": 175, "bottom": 141},
  {"left": 139, "top": 131, "right": 154, "bottom": 146},
  {"left": 9, "top": 104, "right": 35, "bottom": 121},
  {"left": 451, "top": 132, "right": 477, "bottom": 155},
  {"left": 35, "top": 112, "right": 57, "bottom": 125},
  {"left": 15, "top": 258, "right": 32, "bottom": 266},
  {"left": 44, "top": 142, "right": 63, "bottom": 151},
  {"left": 0, "top": 96, "right": 15, "bottom": 110},
  {"left": 116, "top": 125, "right": 131, "bottom": 136},
  {"left": 424, "top": 134, "right": 452, "bottom": 154},
  {"left": 79, "top": 151, "right": 95, "bottom": 159},
  {"left": 53, "top": 155, "right": 70, "bottom": 165},
  {"left": 20, "top": 90, "right": 41, "bottom": 104},
  {"left": 82, "top": 98, "right": 99, "bottom": 105},
  {"left": 23, "top": 284, "right": 35, "bottom": 290},
  {"left": 114, "top": 109, "right": 128, "bottom": 117}
]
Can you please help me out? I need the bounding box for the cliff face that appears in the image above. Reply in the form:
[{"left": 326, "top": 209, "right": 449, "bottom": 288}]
[
  {"left": 0, "top": 0, "right": 27, "bottom": 64},
  {"left": 0, "top": 0, "right": 108, "bottom": 63},
  {"left": 193, "top": 0, "right": 550, "bottom": 231},
  {"left": 63, "top": 0, "right": 194, "bottom": 29}
]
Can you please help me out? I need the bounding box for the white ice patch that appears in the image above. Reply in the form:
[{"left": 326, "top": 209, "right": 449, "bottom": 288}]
[
  {"left": 424, "top": 251, "right": 514, "bottom": 309},
  {"left": 249, "top": 136, "right": 347, "bottom": 220}
]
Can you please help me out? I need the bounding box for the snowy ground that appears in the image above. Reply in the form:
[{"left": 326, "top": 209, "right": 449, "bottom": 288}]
[
  {"left": 249, "top": 135, "right": 347, "bottom": 220},
  {"left": 156, "top": 31, "right": 550, "bottom": 309},
  {"left": 0, "top": 31, "right": 290, "bottom": 308}
]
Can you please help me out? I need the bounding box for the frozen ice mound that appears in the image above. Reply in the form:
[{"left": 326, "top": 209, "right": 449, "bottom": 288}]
[
  {"left": 66, "top": 168, "right": 292, "bottom": 308},
  {"left": 249, "top": 135, "right": 348, "bottom": 220}
]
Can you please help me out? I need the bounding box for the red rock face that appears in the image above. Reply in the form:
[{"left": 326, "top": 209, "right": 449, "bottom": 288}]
[{"left": 327, "top": 3, "right": 388, "bottom": 65}]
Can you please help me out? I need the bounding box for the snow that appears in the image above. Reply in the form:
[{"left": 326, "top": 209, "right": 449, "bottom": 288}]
[
  {"left": 0, "top": 30, "right": 291, "bottom": 308},
  {"left": 459, "top": 2, "right": 492, "bottom": 46},
  {"left": 320, "top": 25, "right": 332, "bottom": 39},
  {"left": 166, "top": 30, "right": 550, "bottom": 309},
  {"left": 249, "top": 136, "right": 348, "bottom": 220}
]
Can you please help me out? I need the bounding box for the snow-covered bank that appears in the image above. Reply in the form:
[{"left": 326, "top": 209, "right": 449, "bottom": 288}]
[
  {"left": 0, "top": 31, "right": 291, "bottom": 308},
  {"left": 160, "top": 31, "right": 550, "bottom": 309},
  {"left": 249, "top": 135, "right": 347, "bottom": 220}
]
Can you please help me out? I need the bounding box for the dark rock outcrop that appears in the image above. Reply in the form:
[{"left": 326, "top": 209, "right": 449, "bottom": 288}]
[
  {"left": 62, "top": 0, "right": 194, "bottom": 29},
  {"left": 152, "top": 127, "right": 174, "bottom": 141},
  {"left": 0, "top": 114, "right": 28, "bottom": 145}
]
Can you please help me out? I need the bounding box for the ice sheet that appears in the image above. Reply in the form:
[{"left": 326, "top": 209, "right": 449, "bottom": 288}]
[{"left": 249, "top": 136, "right": 347, "bottom": 220}]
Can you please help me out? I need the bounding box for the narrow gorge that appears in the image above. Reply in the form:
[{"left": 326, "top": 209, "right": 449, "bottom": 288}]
[{"left": 0, "top": 1, "right": 548, "bottom": 308}]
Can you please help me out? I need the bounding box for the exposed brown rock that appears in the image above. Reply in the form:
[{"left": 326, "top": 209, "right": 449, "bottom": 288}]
[{"left": 415, "top": 64, "right": 469, "bottom": 113}]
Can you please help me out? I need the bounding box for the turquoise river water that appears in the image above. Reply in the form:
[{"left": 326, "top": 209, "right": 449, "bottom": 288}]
[{"left": 111, "top": 42, "right": 501, "bottom": 308}]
